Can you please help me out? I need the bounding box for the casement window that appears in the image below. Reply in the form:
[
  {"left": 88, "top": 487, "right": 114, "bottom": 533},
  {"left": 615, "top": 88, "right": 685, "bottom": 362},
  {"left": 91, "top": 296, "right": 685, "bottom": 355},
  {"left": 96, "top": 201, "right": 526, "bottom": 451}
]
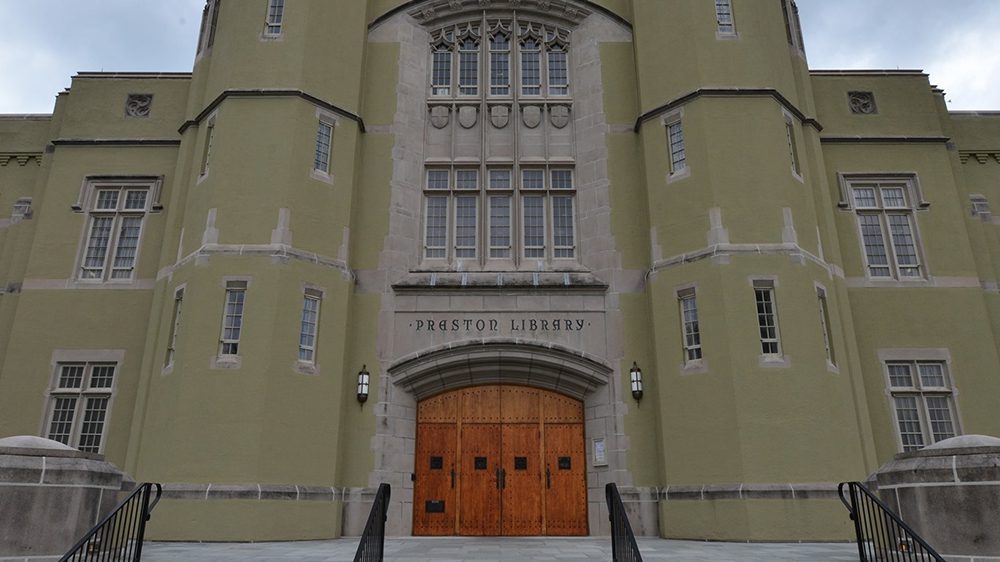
[
  {"left": 165, "top": 287, "right": 185, "bottom": 367},
  {"left": 848, "top": 180, "right": 924, "bottom": 279},
  {"left": 422, "top": 167, "right": 575, "bottom": 262},
  {"left": 219, "top": 281, "right": 247, "bottom": 356},
  {"left": 459, "top": 36, "right": 480, "bottom": 96},
  {"left": 816, "top": 286, "right": 835, "bottom": 366},
  {"left": 781, "top": 0, "right": 806, "bottom": 53},
  {"left": 79, "top": 184, "right": 151, "bottom": 282},
  {"left": 45, "top": 363, "right": 116, "bottom": 453},
  {"left": 715, "top": 0, "right": 736, "bottom": 35},
  {"left": 298, "top": 289, "right": 321, "bottom": 363},
  {"left": 886, "top": 361, "right": 959, "bottom": 452},
  {"left": 667, "top": 118, "right": 687, "bottom": 175},
  {"left": 753, "top": 281, "right": 781, "bottom": 356},
  {"left": 200, "top": 115, "right": 217, "bottom": 177},
  {"left": 520, "top": 36, "right": 542, "bottom": 96},
  {"left": 265, "top": 0, "right": 284, "bottom": 36},
  {"left": 678, "top": 289, "right": 703, "bottom": 362},
  {"left": 547, "top": 43, "right": 569, "bottom": 96},
  {"left": 784, "top": 115, "right": 801, "bottom": 177},
  {"left": 314, "top": 121, "right": 333, "bottom": 174}
]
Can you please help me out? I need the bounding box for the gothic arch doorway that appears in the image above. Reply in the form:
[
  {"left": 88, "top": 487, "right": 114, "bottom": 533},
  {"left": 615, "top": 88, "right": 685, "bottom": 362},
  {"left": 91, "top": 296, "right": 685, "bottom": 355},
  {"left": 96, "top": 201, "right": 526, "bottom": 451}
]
[{"left": 412, "top": 385, "right": 588, "bottom": 536}]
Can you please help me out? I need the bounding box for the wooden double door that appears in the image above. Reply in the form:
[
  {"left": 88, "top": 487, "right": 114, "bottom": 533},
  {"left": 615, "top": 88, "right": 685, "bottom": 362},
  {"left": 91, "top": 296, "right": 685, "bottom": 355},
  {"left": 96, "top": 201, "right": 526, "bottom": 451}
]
[{"left": 413, "top": 385, "right": 588, "bottom": 536}]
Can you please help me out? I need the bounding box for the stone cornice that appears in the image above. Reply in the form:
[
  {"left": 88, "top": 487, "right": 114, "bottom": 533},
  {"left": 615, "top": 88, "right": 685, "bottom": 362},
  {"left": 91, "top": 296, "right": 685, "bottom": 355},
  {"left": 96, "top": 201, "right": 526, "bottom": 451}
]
[
  {"left": 178, "top": 89, "right": 365, "bottom": 134},
  {"left": 821, "top": 136, "right": 950, "bottom": 145},
  {"left": 50, "top": 139, "right": 181, "bottom": 147},
  {"left": 634, "top": 88, "right": 823, "bottom": 133}
]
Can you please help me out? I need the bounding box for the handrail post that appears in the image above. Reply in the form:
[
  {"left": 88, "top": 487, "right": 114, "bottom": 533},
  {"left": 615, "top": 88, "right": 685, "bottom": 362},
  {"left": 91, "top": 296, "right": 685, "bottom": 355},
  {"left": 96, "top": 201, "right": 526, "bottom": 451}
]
[{"left": 837, "top": 481, "right": 945, "bottom": 562}]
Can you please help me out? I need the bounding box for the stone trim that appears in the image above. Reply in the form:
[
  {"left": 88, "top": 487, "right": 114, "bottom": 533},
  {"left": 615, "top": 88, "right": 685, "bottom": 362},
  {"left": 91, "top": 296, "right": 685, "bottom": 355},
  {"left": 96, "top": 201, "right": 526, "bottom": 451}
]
[
  {"left": 821, "top": 136, "right": 950, "bottom": 145},
  {"left": 369, "top": 0, "right": 631, "bottom": 31},
  {"left": 178, "top": 89, "right": 365, "bottom": 134},
  {"left": 389, "top": 340, "right": 611, "bottom": 400},
  {"left": 156, "top": 243, "right": 355, "bottom": 282},
  {"left": 0, "top": 153, "right": 43, "bottom": 166},
  {"left": 392, "top": 271, "right": 608, "bottom": 292},
  {"left": 959, "top": 151, "right": 1000, "bottom": 165},
  {"left": 635, "top": 88, "right": 822, "bottom": 133},
  {"left": 157, "top": 482, "right": 345, "bottom": 502},
  {"left": 50, "top": 139, "right": 181, "bottom": 147},
  {"left": 648, "top": 242, "right": 845, "bottom": 280},
  {"left": 659, "top": 482, "right": 840, "bottom": 501}
]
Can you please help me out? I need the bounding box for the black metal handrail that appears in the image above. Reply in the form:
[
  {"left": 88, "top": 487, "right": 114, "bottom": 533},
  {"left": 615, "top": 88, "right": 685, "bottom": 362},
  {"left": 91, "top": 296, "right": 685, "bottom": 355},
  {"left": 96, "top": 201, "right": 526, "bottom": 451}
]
[
  {"left": 838, "top": 481, "right": 945, "bottom": 562},
  {"left": 606, "top": 483, "right": 643, "bottom": 562},
  {"left": 59, "top": 482, "right": 163, "bottom": 562},
  {"left": 354, "top": 483, "right": 391, "bottom": 562}
]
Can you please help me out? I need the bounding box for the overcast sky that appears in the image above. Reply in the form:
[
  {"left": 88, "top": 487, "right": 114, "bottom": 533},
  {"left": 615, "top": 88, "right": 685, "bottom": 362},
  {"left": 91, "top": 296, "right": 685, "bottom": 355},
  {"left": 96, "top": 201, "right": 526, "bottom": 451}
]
[{"left": 1, "top": 0, "right": 998, "bottom": 114}]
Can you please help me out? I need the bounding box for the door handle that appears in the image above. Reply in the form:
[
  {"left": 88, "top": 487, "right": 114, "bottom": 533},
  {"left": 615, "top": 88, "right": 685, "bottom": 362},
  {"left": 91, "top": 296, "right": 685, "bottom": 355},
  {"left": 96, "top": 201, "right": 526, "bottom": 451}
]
[
  {"left": 501, "top": 468, "right": 506, "bottom": 490},
  {"left": 450, "top": 465, "right": 455, "bottom": 489},
  {"left": 546, "top": 465, "right": 551, "bottom": 489},
  {"left": 496, "top": 467, "right": 501, "bottom": 489}
]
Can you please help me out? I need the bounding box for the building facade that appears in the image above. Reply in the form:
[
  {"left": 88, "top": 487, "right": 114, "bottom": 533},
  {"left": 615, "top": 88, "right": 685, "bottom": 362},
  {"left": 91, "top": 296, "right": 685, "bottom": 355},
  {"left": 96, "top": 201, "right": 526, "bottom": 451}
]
[{"left": 1, "top": 0, "right": 999, "bottom": 542}]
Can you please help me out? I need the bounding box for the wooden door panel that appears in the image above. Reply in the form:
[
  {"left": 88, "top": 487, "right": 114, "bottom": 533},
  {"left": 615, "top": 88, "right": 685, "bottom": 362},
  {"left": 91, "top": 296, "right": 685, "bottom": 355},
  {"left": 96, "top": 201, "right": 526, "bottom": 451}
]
[
  {"left": 413, "top": 424, "right": 457, "bottom": 535},
  {"left": 459, "top": 424, "right": 501, "bottom": 536},
  {"left": 542, "top": 392, "right": 584, "bottom": 423},
  {"left": 544, "top": 423, "right": 588, "bottom": 536},
  {"left": 500, "top": 386, "right": 539, "bottom": 423},
  {"left": 418, "top": 392, "right": 459, "bottom": 423},
  {"left": 462, "top": 386, "right": 501, "bottom": 423},
  {"left": 501, "top": 424, "right": 542, "bottom": 536}
]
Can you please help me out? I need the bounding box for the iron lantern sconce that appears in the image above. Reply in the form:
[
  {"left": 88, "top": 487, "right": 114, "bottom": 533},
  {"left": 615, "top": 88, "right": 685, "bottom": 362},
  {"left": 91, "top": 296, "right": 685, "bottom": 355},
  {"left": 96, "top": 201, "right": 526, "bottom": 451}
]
[
  {"left": 630, "top": 362, "right": 643, "bottom": 401},
  {"left": 357, "top": 365, "right": 370, "bottom": 404}
]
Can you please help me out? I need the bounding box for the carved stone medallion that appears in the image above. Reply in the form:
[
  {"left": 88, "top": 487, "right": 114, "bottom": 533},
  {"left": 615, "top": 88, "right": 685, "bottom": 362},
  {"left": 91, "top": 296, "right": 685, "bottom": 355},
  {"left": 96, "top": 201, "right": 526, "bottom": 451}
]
[
  {"left": 848, "top": 91, "right": 877, "bottom": 115},
  {"left": 522, "top": 105, "right": 542, "bottom": 128},
  {"left": 458, "top": 106, "right": 478, "bottom": 128},
  {"left": 430, "top": 106, "right": 451, "bottom": 129},
  {"left": 125, "top": 94, "right": 153, "bottom": 118},
  {"left": 550, "top": 105, "right": 570, "bottom": 129},
  {"left": 490, "top": 105, "right": 510, "bottom": 129}
]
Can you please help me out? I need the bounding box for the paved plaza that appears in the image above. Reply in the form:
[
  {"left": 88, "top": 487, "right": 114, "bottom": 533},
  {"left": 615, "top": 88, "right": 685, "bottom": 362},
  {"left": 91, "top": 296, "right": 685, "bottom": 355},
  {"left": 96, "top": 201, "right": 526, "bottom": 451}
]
[{"left": 142, "top": 537, "right": 860, "bottom": 561}]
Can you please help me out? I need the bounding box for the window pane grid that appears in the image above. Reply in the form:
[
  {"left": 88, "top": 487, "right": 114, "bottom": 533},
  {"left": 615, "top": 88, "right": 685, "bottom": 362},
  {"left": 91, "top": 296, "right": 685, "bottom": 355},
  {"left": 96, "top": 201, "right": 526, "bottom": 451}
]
[
  {"left": 523, "top": 196, "right": 545, "bottom": 258},
  {"left": 124, "top": 191, "right": 147, "bottom": 210},
  {"left": 716, "top": 0, "right": 734, "bottom": 33},
  {"left": 858, "top": 214, "right": 891, "bottom": 277},
  {"left": 427, "top": 170, "right": 450, "bottom": 190},
  {"left": 888, "top": 214, "right": 920, "bottom": 276},
  {"left": 926, "top": 397, "right": 956, "bottom": 442},
  {"left": 314, "top": 122, "right": 333, "bottom": 173},
  {"left": 459, "top": 39, "right": 479, "bottom": 95},
  {"left": 111, "top": 216, "right": 142, "bottom": 279},
  {"left": 47, "top": 397, "right": 78, "bottom": 446},
  {"left": 58, "top": 365, "right": 85, "bottom": 389},
  {"left": 548, "top": 49, "right": 568, "bottom": 95},
  {"left": 894, "top": 396, "right": 925, "bottom": 452},
  {"left": 432, "top": 50, "right": 452, "bottom": 96},
  {"left": 551, "top": 170, "right": 573, "bottom": 189},
  {"left": 522, "top": 170, "right": 544, "bottom": 190},
  {"left": 265, "top": 0, "right": 284, "bottom": 34},
  {"left": 888, "top": 364, "right": 914, "bottom": 388},
  {"left": 455, "top": 196, "right": 478, "bottom": 258},
  {"left": 552, "top": 196, "right": 575, "bottom": 258},
  {"left": 456, "top": 170, "right": 479, "bottom": 190},
  {"left": 490, "top": 34, "right": 510, "bottom": 96},
  {"left": 489, "top": 196, "right": 511, "bottom": 258},
  {"left": 425, "top": 197, "right": 448, "bottom": 258},
  {"left": 818, "top": 293, "right": 834, "bottom": 364},
  {"left": 89, "top": 365, "right": 115, "bottom": 389},
  {"left": 755, "top": 288, "right": 780, "bottom": 355},
  {"left": 298, "top": 295, "right": 320, "bottom": 363},
  {"left": 166, "top": 290, "right": 184, "bottom": 366},
  {"left": 489, "top": 169, "right": 512, "bottom": 190},
  {"left": 668, "top": 122, "right": 686, "bottom": 172},
  {"left": 220, "top": 288, "right": 245, "bottom": 355},
  {"left": 852, "top": 181, "right": 923, "bottom": 280},
  {"left": 521, "top": 41, "right": 541, "bottom": 96},
  {"left": 77, "top": 397, "right": 109, "bottom": 453},
  {"left": 82, "top": 217, "right": 113, "bottom": 278},
  {"left": 680, "top": 295, "right": 702, "bottom": 361}
]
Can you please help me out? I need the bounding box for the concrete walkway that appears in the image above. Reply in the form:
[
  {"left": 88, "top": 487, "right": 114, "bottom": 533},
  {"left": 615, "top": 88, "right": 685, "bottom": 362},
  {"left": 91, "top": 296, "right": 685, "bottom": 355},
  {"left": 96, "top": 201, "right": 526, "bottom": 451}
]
[{"left": 142, "top": 537, "right": 860, "bottom": 561}]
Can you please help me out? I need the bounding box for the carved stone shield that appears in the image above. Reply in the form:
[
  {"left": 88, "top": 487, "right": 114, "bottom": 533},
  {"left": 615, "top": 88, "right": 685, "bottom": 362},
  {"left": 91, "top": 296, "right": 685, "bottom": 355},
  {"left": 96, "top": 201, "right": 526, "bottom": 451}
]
[
  {"left": 430, "top": 106, "right": 450, "bottom": 129},
  {"left": 490, "top": 105, "right": 509, "bottom": 129},
  {"left": 458, "top": 106, "right": 478, "bottom": 129},
  {"left": 522, "top": 105, "right": 542, "bottom": 129},
  {"left": 550, "top": 105, "right": 570, "bottom": 129}
]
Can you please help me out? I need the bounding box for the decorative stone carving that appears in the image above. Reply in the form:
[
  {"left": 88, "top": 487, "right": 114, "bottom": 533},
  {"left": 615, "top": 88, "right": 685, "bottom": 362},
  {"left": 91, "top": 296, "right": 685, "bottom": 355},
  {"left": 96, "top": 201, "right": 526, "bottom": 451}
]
[
  {"left": 537, "top": 0, "right": 552, "bottom": 11},
  {"left": 490, "top": 105, "right": 510, "bottom": 129},
  {"left": 125, "top": 94, "right": 153, "bottom": 118},
  {"left": 458, "top": 106, "right": 478, "bottom": 128},
  {"left": 848, "top": 91, "right": 877, "bottom": 114},
  {"left": 522, "top": 105, "right": 542, "bottom": 128},
  {"left": 478, "top": 0, "right": 492, "bottom": 6},
  {"left": 430, "top": 106, "right": 451, "bottom": 129},
  {"left": 449, "top": 0, "right": 463, "bottom": 10},
  {"left": 550, "top": 105, "right": 570, "bottom": 128}
]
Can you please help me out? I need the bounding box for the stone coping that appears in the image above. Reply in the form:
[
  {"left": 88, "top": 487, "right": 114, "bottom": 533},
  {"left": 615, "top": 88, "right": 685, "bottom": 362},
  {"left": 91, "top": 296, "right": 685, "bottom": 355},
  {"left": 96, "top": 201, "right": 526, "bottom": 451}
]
[
  {"left": 658, "top": 483, "right": 840, "bottom": 501},
  {"left": 0, "top": 446, "right": 101, "bottom": 460},
  {"left": 155, "top": 483, "right": 383, "bottom": 502},
  {"left": 0, "top": 454, "right": 123, "bottom": 488},
  {"left": 895, "top": 446, "right": 1000, "bottom": 460}
]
